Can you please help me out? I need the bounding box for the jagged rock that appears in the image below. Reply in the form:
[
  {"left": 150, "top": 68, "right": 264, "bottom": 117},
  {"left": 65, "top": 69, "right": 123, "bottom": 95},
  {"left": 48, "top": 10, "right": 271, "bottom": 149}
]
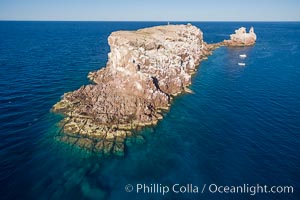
[
  {"left": 52, "top": 24, "right": 256, "bottom": 156},
  {"left": 52, "top": 24, "right": 211, "bottom": 154},
  {"left": 224, "top": 27, "right": 256, "bottom": 46}
]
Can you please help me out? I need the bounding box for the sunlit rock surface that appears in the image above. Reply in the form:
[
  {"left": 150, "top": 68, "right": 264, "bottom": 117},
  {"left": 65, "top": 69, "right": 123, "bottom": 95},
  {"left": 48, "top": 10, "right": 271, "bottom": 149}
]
[
  {"left": 224, "top": 27, "right": 257, "bottom": 46},
  {"left": 53, "top": 24, "right": 252, "bottom": 156}
]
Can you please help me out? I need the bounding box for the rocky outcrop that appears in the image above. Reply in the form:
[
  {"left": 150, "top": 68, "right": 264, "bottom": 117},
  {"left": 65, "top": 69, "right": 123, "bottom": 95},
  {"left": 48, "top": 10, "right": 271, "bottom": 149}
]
[
  {"left": 224, "top": 27, "right": 256, "bottom": 46},
  {"left": 52, "top": 24, "right": 257, "bottom": 156},
  {"left": 53, "top": 24, "right": 213, "bottom": 156}
]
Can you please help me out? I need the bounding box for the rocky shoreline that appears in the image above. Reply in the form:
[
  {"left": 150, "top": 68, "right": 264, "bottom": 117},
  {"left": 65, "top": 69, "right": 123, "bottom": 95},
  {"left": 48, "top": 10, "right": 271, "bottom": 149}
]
[{"left": 52, "top": 24, "right": 256, "bottom": 156}]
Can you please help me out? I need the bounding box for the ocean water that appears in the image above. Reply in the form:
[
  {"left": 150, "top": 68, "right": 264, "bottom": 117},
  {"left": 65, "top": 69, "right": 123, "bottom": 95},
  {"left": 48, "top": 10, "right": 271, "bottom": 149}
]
[{"left": 0, "top": 21, "right": 299, "bottom": 200}]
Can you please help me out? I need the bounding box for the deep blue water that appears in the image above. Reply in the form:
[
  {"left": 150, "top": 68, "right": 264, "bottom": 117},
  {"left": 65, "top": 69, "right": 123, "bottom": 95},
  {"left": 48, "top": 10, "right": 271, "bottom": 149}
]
[{"left": 0, "top": 21, "right": 299, "bottom": 200}]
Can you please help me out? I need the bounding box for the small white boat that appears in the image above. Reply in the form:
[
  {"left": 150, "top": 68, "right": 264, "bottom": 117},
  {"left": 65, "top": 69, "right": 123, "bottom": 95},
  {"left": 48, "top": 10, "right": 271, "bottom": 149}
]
[
  {"left": 239, "top": 54, "right": 247, "bottom": 58},
  {"left": 238, "top": 63, "right": 246, "bottom": 66}
]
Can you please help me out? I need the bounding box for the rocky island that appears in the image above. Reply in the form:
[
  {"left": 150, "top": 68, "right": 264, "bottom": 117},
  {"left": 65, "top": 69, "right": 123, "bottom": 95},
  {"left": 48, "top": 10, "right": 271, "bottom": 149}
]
[
  {"left": 224, "top": 26, "right": 257, "bottom": 46},
  {"left": 52, "top": 24, "right": 256, "bottom": 156}
]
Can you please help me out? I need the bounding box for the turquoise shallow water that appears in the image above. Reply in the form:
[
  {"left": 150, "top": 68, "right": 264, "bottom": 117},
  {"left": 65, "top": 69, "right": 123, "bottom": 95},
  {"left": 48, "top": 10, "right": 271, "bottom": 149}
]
[{"left": 0, "top": 22, "right": 299, "bottom": 200}]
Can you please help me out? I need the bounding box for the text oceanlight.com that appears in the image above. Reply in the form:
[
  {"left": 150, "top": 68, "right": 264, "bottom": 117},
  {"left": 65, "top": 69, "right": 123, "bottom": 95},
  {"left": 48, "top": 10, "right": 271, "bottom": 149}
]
[{"left": 124, "top": 183, "right": 294, "bottom": 196}]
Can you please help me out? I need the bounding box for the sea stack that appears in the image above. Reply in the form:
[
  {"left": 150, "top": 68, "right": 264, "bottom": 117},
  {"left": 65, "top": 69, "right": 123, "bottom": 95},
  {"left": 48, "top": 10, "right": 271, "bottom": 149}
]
[
  {"left": 52, "top": 24, "right": 213, "bottom": 156},
  {"left": 224, "top": 27, "right": 257, "bottom": 46}
]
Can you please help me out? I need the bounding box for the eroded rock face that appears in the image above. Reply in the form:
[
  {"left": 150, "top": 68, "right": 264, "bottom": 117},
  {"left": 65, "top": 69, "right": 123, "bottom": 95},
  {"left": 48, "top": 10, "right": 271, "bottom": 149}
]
[
  {"left": 52, "top": 24, "right": 214, "bottom": 156},
  {"left": 224, "top": 27, "right": 256, "bottom": 46}
]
